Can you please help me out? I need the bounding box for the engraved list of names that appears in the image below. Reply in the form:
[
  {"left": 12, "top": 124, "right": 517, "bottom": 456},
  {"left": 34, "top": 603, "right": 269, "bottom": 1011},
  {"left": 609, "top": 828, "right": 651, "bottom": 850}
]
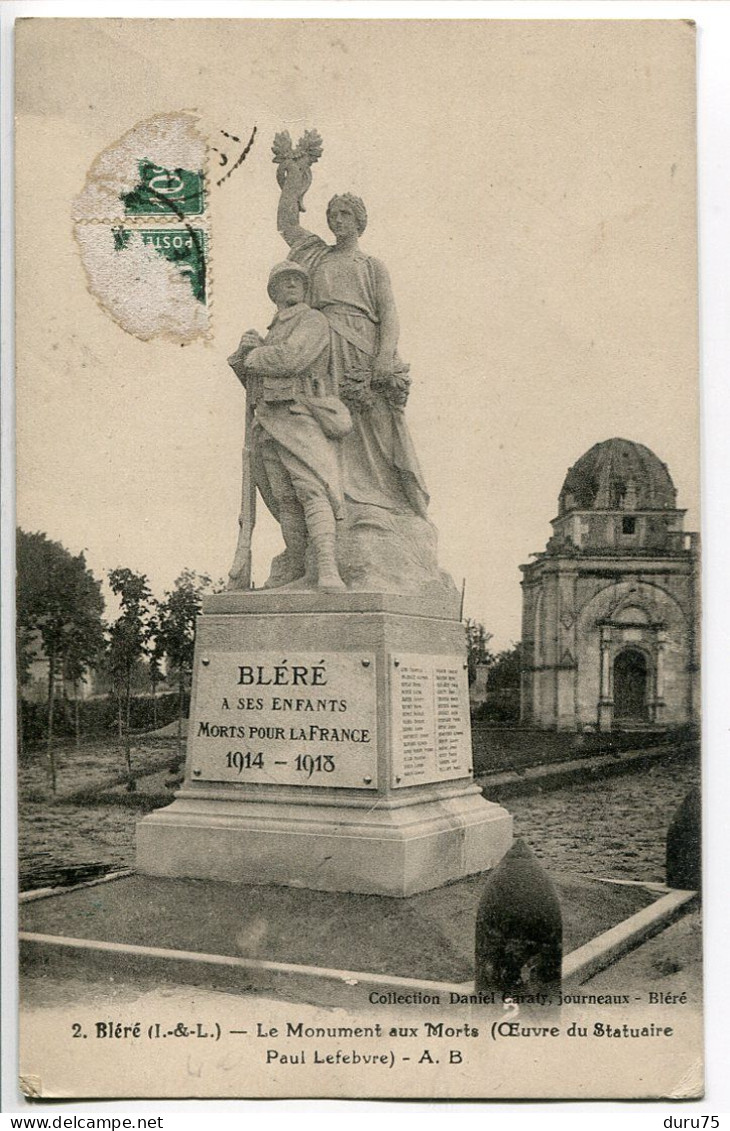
[{"left": 390, "top": 653, "right": 472, "bottom": 788}]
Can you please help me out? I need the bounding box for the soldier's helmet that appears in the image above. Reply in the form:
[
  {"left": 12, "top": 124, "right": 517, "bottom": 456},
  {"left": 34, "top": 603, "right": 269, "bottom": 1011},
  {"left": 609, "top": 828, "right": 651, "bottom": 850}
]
[{"left": 267, "top": 260, "right": 310, "bottom": 301}]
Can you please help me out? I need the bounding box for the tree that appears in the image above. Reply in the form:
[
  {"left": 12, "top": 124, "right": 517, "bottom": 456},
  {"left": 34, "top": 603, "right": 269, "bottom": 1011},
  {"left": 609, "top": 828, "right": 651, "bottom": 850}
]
[
  {"left": 63, "top": 613, "right": 107, "bottom": 748},
  {"left": 488, "top": 642, "right": 523, "bottom": 690},
  {"left": 146, "top": 616, "right": 165, "bottom": 730},
  {"left": 478, "top": 642, "right": 523, "bottom": 724},
  {"left": 106, "top": 628, "right": 127, "bottom": 740},
  {"left": 16, "top": 529, "right": 105, "bottom": 790},
  {"left": 108, "top": 568, "right": 153, "bottom": 790},
  {"left": 15, "top": 622, "right": 35, "bottom": 760},
  {"left": 464, "top": 618, "right": 494, "bottom": 686},
  {"left": 156, "top": 569, "right": 213, "bottom": 757}
]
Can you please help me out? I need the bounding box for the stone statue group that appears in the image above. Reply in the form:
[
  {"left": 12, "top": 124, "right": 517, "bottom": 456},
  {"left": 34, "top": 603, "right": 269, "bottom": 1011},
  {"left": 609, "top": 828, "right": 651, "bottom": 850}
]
[{"left": 228, "top": 131, "right": 448, "bottom": 597}]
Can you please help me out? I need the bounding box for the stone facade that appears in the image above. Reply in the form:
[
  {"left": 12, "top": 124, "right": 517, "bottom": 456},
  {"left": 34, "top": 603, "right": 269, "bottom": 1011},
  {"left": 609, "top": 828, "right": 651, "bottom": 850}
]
[{"left": 520, "top": 439, "right": 700, "bottom": 732}]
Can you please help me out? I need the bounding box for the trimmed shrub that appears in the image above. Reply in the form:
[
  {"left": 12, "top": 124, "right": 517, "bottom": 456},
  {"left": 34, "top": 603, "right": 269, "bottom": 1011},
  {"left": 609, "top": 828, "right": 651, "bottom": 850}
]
[{"left": 475, "top": 688, "right": 521, "bottom": 724}]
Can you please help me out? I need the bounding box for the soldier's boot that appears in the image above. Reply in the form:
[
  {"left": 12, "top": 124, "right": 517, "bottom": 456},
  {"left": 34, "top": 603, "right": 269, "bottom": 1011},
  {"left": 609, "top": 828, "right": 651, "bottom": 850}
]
[
  {"left": 313, "top": 533, "right": 346, "bottom": 590},
  {"left": 305, "top": 506, "right": 346, "bottom": 590},
  {"left": 264, "top": 500, "right": 308, "bottom": 588}
]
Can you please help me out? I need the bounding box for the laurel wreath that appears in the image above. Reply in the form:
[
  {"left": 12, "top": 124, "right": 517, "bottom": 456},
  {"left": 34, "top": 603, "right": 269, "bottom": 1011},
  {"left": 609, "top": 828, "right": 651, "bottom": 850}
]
[
  {"left": 339, "top": 367, "right": 411, "bottom": 413},
  {"left": 271, "top": 130, "right": 324, "bottom": 166}
]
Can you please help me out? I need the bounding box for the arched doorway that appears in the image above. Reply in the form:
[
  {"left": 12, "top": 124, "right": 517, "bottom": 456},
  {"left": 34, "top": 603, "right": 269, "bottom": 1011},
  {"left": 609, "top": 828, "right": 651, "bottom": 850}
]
[{"left": 613, "top": 648, "right": 649, "bottom": 722}]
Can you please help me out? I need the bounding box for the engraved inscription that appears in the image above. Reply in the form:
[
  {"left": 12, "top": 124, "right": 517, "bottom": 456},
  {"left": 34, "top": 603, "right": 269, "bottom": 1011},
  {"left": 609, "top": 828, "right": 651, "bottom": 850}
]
[
  {"left": 190, "top": 651, "right": 378, "bottom": 789},
  {"left": 391, "top": 654, "right": 472, "bottom": 788},
  {"left": 398, "top": 667, "right": 432, "bottom": 782},
  {"left": 435, "top": 666, "right": 466, "bottom": 774}
]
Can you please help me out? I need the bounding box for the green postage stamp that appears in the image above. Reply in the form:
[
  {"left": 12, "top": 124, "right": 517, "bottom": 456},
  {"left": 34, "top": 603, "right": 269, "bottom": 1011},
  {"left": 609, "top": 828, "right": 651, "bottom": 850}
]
[{"left": 121, "top": 161, "right": 206, "bottom": 217}]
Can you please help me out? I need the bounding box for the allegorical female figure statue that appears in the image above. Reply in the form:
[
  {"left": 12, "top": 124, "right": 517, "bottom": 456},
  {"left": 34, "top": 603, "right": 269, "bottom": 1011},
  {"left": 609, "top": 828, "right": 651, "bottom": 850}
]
[
  {"left": 270, "top": 131, "right": 456, "bottom": 598},
  {"left": 275, "top": 148, "right": 429, "bottom": 522}
]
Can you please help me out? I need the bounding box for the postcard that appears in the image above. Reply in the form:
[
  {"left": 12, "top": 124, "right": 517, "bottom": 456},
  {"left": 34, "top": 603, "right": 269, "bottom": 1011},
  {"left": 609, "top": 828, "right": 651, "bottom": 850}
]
[{"left": 14, "top": 17, "right": 702, "bottom": 1101}]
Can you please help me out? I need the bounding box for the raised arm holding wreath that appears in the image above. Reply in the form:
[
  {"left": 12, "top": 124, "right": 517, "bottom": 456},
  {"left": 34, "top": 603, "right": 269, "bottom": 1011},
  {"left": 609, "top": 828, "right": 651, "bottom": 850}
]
[{"left": 271, "top": 132, "right": 456, "bottom": 597}]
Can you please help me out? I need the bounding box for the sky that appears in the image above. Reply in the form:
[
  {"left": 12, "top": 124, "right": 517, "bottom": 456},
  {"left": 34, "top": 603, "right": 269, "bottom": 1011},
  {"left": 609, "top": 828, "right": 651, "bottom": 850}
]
[{"left": 15, "top": 18, "right": 699, "bottom": 648}]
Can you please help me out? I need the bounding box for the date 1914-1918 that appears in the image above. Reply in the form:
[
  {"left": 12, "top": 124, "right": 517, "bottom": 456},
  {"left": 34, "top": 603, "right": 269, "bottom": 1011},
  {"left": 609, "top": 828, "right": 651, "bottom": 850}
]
[{"left": 225, "top": 750, "right": 336, "bottom": 777}]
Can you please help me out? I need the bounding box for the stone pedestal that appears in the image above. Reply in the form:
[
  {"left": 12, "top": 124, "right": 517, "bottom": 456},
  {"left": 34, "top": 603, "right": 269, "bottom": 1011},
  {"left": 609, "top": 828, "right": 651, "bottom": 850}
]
[{"left": 137, "top": 590, "right": 512, "bottom": 897}]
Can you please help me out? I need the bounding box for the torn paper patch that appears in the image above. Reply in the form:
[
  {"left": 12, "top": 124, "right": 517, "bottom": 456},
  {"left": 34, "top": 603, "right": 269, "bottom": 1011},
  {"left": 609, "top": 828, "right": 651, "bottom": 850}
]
[
  {"left": 74, "top": 224, "right": 209, "bottom": 342},
  {"left": 73, "top": 111, "right": 207, "bottom": 222},
  {"left": 73, "top": 112, "right": 210, "bottom": 343}
]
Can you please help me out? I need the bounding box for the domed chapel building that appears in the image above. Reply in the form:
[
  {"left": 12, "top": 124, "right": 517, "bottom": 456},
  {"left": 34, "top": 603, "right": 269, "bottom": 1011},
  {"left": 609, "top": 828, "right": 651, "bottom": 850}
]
[{"left": 519, "top": 439, "right": 700, "bottom": 732}]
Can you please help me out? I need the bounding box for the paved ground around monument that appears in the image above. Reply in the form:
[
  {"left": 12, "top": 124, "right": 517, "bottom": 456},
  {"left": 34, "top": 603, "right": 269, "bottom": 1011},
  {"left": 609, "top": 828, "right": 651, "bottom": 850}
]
[
  {"left": 19, "top": 747, "right": 700, "bottom": 890},
  {"left": 20, "top": 872, "right": 656, "bottom": 983},
  {"left": 21, "top": 908, "right": 701, "bottom": 1010}
]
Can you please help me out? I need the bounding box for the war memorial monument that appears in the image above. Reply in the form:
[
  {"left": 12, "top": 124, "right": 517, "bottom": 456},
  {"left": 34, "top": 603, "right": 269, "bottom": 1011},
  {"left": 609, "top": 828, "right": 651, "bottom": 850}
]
[{"left": 136, "top": 132, "right": 513, "bottom": 895}]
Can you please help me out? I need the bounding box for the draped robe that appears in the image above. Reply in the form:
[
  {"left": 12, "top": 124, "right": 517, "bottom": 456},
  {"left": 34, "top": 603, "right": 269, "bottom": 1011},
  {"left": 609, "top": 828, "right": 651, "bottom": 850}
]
[{"left": 289, "top": 234, "right": 429, "bottom": 519}]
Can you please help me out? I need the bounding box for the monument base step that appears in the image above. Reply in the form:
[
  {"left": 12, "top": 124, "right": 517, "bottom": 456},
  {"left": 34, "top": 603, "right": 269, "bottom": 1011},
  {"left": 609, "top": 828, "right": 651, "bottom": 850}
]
[{"left": 136, "top": 786, "right": 512, "bottom": 896}]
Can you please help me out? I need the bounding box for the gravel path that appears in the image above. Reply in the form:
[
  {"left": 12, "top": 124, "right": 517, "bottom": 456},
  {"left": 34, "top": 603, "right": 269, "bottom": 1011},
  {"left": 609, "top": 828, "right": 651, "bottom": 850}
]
[
  {"left": 18, "top": 750, "right": 699, "bottom": 890},
  {"left": 508, "top": 751, "right": 699, "bottom": 883},
  {"left": 19, "top": 802, "right": 145, "bottom": 889},
  {"left": 19, "top": 738, "right": 180, "bottom": 801}
]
